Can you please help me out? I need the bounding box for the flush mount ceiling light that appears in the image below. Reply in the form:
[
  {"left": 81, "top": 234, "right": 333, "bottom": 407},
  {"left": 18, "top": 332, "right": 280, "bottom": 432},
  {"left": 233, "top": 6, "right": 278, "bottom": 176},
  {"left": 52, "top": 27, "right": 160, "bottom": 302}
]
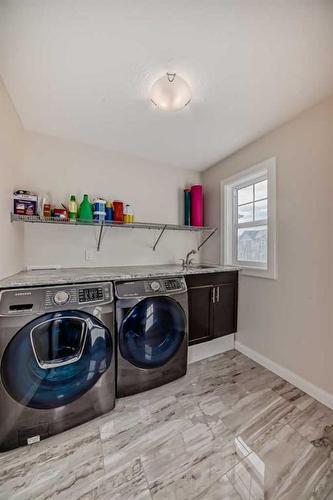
[{"left": 150, "top": 73, "right": 191, "bottom": 112}]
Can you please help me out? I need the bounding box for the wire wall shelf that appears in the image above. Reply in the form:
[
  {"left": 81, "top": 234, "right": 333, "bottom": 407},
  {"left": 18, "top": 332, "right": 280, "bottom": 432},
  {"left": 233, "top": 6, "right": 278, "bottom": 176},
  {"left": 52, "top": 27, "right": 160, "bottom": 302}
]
[{"left": 11, "top": 214, "right": 217, "bottom": 252}]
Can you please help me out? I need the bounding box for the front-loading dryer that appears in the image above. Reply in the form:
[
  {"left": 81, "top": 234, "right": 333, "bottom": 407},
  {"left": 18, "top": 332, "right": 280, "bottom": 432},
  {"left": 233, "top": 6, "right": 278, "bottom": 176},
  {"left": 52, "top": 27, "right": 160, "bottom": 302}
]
[
  {"left": 0, "top": 282, "right": 115, "bottom": 452},
  {"left": 115, "top": 276, "right": 188, "bottom": 397}
]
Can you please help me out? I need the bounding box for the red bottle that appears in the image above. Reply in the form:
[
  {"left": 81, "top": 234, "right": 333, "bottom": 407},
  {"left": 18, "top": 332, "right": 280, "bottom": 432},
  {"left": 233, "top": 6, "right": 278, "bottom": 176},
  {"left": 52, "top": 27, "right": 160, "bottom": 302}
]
[{"left": 113, "top": 201, "right": 124, "bottom": 222}]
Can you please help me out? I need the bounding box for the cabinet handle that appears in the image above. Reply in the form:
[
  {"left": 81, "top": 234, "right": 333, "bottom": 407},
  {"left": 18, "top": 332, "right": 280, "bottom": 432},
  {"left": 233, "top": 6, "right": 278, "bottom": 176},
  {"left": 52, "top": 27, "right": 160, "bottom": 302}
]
[
  {"left": 212, "top": 287, "right": 216, "bottom": 303},
  {"left": 216, "top": 286, "right": 220, "bottom": 302}
]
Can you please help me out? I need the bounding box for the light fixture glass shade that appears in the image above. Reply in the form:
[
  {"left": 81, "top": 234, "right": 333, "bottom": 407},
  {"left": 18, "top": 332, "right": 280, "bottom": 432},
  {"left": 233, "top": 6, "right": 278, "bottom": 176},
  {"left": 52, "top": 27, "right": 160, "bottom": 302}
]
[{"left": 150, "top": 73, "right": 191, "bottom": 111}]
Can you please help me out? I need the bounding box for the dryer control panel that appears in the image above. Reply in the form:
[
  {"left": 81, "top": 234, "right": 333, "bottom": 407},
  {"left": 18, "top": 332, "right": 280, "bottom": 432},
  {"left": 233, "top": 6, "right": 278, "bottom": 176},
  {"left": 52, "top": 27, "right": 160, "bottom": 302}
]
[{"left": 115, "top": 277, "right": 186, "bottom": 298}]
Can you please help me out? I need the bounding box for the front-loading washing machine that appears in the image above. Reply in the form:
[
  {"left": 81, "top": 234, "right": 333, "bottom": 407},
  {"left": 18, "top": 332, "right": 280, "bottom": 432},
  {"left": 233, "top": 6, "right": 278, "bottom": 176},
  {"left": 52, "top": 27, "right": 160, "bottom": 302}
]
[
  {"left": 115, "top": 276, "right": 188, "bottom": 397},
  {"left": 0, "top": 281, "right": 115, "bottom": 452}
]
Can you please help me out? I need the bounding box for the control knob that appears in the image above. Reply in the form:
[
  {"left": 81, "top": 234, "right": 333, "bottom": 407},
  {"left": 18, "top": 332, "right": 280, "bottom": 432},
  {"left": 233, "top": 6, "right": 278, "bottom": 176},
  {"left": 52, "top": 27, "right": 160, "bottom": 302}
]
[
  {"left": 53, "top": 290, "right": 70, "bottom": 305},
  {"left": 150, "top": 281, "right": 161, "bottom": 292}
]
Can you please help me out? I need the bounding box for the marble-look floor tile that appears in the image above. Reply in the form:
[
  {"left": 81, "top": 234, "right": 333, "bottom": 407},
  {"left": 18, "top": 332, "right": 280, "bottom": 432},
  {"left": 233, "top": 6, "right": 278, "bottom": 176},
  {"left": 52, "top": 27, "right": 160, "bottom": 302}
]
[
  {"left": 77, "top": 458, "right": 152, "bottom": 500},
  {"left": 0, "top": 425, "right": 104, "bottom": 500},
  {"left": 231, "top": 364, "right": 282, "bottom": 393},
  {"left": 142, "top": 420, "right": 246, "bottom": 500},
  {"left": 310, "top": 466, "right": 333, "bottom": 500},
  {"left": 289, "top": 400, "right": 333, "bottom": 450},
  {"left": 219, "top": 387, "right": 302, "bottom": 449},
  {"left": 201, "top": 381, "right": 248, "bottom": 412},
  {"left": 194, "top": 473, "right": 242, "bottom": 500},
  {"left": 175, "top": 381, "right": 247, "bottom": 422},
  {"left": 239, "top": 397, "right": 302, "bottom": 449},
  {"left": 100, "top": 396, "right": 192, "bottom": 472},
  {"left": 186, "top": 351, "right": 260, "bottom": 390},
  {"left": 228, "top": 424, "right": 333, "bottom": 500},
  {"left": 218, "top": 349, "right": 261, "bottom": 372},
  {"left": 270, "top": 379, "right": 314, "bottom": 411},
  {"left": 115, "top": 378, "right": 182, "bottom": 412},
  {"left": 2, "top": 351, "right": 333, "bottom": 500}
]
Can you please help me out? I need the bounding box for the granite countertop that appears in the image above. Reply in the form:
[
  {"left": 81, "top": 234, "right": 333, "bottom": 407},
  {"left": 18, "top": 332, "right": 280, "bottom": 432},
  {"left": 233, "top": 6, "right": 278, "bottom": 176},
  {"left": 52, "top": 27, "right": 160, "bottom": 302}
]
[{"left": 0, "top": 264, "right": 239, "bottom": 289}]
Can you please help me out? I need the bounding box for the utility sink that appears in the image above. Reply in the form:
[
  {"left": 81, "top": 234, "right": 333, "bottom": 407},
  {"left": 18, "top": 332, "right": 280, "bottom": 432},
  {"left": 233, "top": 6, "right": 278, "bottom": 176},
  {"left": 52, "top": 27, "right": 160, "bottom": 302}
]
[{"left": 188, "top": 264, "right": 217, "bottom": 270}]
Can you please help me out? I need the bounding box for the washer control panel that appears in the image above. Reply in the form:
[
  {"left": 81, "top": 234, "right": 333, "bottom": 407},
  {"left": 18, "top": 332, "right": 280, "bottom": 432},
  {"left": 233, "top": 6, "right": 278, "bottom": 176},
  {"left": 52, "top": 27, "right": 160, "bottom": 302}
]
[
  {"left": 46, "top": 283, "right": 112, "bottom": 309},
  {"left": 116, "top": 277, "right": 186, "bottom": 298},
  {"left": 0, "top": 282, "right": 113, "bottom": 316}
]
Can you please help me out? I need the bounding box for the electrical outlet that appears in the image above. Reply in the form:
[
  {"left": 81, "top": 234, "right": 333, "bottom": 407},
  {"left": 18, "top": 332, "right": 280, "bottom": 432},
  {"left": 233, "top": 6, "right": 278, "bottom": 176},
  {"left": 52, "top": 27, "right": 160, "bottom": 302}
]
[{"left": 85, "top": 249, "right": 94, "bottom": 261}]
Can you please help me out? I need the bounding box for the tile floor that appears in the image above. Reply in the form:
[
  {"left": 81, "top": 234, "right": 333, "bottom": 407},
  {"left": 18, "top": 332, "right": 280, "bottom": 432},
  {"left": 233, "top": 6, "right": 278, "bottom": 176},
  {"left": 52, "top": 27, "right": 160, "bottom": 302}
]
[{"left": 1, "top": 350, "right": 333, "bottom": 499}]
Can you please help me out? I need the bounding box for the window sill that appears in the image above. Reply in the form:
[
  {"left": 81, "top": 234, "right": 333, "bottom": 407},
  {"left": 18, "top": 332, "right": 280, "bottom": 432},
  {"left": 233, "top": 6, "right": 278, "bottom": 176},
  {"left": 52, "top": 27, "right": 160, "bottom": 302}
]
[{"left": 240, "top": 266, "right": 277, "bottom": 280}]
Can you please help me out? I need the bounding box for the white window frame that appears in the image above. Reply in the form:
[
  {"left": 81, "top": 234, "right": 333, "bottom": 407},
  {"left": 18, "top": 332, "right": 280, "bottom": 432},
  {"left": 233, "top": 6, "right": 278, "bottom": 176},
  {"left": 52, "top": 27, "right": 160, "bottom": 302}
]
[{"left": 222, "top": 157, "right": 277, "bottom": 279}]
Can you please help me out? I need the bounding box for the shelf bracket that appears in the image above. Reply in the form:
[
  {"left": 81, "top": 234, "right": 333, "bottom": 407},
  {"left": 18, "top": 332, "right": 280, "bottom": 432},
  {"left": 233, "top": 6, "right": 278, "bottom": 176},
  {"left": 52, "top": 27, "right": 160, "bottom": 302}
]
[
  {"left": 97, "top": 222, "right": 104, "bottom": 252},
  {"left": 197, "top": 228, "right": 218, "bottom": 252},
  {"left": 153, "top": 224, "right": 167, "bottom": 251}
]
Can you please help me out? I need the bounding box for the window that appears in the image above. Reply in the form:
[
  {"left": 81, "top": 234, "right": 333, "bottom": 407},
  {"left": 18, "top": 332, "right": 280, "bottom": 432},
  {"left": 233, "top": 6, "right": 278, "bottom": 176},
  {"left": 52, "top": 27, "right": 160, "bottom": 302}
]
[{"left": 222, "top": 157, "right": 277, "bottom": 279}]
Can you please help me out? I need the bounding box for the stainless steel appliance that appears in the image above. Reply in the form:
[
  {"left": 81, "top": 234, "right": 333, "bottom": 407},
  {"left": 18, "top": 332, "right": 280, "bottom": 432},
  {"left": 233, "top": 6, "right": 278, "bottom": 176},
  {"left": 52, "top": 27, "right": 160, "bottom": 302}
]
[
  {"left": 0, "top": 282, "right": 115, "bottom": 452},
  {"left": 115, "top": 276, "right": 188, "bottom": 397}
]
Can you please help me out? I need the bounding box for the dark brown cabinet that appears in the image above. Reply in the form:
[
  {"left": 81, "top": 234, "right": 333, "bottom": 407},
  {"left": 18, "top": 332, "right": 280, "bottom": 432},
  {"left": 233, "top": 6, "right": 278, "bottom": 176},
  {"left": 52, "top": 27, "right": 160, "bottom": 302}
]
[
  {"left": 187, "top": 285, "right": 213, "bottom": 345},
  {"left": 185, "top": 272, "right": 238, "bottom": 346},
  {"left": 212, "top": 281, "right": 238, "bottom": 338}
]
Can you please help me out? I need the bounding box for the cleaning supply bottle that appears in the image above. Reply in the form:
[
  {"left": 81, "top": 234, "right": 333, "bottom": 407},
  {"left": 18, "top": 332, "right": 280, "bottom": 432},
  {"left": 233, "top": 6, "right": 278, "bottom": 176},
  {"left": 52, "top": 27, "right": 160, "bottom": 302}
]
[
  {"left": 105, "top": 202, "right": 113, "bottom": 221},
  {"left": 124, "top": 204, "right": 134, "bottom": 223},
  {"left": 69, "top": 195, "right": 78, "bottom": 222},
  {"left": 79, "top": 194, "right": 93, "bottom": 221},
  {"left": 113, "top": 201, "right": 124, "bottom": 222},
  {"left": 93, "top": 198, "right": 106, "bottom": 221},
  {"left": 123, "top": 204, "right": 129, "bottom": 223},
  {"left": 39, "top": 192, "right": 52, "bottom": 217},
  {"left": 128, "top": 204, "right": 134, "bottom": 223}
]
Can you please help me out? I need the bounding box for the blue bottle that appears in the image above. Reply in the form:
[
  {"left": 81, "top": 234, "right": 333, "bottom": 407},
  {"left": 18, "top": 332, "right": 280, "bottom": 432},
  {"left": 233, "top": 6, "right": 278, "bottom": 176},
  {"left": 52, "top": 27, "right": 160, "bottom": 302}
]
[{"left": 105, "top": 202, "right": 113, "bottom": 221}]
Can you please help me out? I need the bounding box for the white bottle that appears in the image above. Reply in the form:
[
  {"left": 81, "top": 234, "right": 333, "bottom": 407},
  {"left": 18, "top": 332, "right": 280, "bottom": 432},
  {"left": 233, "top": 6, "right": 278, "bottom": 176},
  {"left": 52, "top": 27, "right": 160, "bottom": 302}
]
[
  {"left": 124, "top": 204, "right": 134, "bottom": 223},
  {"left": 39, "top": 192, "right": 52, "bottom": 217}
]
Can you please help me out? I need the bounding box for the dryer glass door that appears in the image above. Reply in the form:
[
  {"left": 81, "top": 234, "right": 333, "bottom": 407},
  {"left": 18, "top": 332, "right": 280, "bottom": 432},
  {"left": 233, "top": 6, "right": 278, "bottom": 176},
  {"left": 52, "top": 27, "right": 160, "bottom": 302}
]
[
  {"left": 119, "top": 296, "right": 186, "bottom": 368},
  {"left": 1, "top": 311, "right": 112, "bottom": 409}
]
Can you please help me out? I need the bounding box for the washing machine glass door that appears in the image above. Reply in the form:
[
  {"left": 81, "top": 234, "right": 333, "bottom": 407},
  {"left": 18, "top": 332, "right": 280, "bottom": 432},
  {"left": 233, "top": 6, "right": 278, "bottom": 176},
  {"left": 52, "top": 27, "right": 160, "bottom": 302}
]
[
  {"left": 119, "top": 296, "right": 186, "bottom": 369},
  {"left": 1, "top": 311, "right": 112, "bottom": 409}
]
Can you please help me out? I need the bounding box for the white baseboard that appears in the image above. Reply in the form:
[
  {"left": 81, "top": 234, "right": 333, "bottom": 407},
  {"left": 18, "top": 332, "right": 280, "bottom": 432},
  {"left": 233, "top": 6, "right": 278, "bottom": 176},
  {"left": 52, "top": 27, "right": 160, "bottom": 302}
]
[
  {"left": 235, "top": 340, "right": 333, "bottom": 410},
  {"left": 188, "top": 334, "right": 234, "bottom": 364}
]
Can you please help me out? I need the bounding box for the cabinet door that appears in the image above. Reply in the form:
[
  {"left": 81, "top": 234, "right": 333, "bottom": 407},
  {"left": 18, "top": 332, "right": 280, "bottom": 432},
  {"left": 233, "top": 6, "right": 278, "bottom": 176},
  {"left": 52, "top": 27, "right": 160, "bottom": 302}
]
[
  {"left": 187, "top": 286, "right": 213, "bottom": 345},
  {"left": 213, "top": 283, "right": 238, "bottom": 338}
]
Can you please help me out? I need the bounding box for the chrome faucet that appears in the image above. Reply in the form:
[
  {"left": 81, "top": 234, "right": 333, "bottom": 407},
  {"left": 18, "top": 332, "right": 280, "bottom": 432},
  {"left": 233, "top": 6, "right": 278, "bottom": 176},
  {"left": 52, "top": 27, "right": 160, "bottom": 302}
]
[{"left": 181, "top": 249, "right": 197, "bottom": 269}]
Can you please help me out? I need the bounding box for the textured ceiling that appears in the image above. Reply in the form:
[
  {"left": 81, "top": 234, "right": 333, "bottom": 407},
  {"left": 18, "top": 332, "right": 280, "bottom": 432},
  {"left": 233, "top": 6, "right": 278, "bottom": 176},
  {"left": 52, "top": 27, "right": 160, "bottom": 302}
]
[{"left": 1, "top": 0, "right": 333, "bottom": 171}]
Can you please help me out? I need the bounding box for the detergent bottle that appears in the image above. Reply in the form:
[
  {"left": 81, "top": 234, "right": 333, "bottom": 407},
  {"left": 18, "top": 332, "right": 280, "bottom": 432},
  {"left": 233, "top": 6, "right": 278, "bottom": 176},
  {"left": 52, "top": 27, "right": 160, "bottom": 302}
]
[{"left": 79, "top": 194, "right": 93, "bottom": 221}]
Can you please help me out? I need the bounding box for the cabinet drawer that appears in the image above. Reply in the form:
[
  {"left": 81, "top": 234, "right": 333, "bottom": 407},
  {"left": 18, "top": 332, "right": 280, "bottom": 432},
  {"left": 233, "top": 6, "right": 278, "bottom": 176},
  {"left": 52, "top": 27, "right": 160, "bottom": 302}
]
[{"left": 185, "top": 271, "right": 238, "bottom": 289}]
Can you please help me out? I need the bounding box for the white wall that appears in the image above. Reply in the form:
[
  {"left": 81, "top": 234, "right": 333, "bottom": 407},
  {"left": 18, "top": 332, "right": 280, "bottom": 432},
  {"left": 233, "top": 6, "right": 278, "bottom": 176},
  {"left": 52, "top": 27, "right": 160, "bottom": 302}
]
[
  {"left": 20, "top": 132, "right": 202, "bottom": 268},
  {"left": 202, "top": 95, "right": 333, "bottom": 396},
  {"left": 0, "top": 78, "right": 23, "bottom": 279}
]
